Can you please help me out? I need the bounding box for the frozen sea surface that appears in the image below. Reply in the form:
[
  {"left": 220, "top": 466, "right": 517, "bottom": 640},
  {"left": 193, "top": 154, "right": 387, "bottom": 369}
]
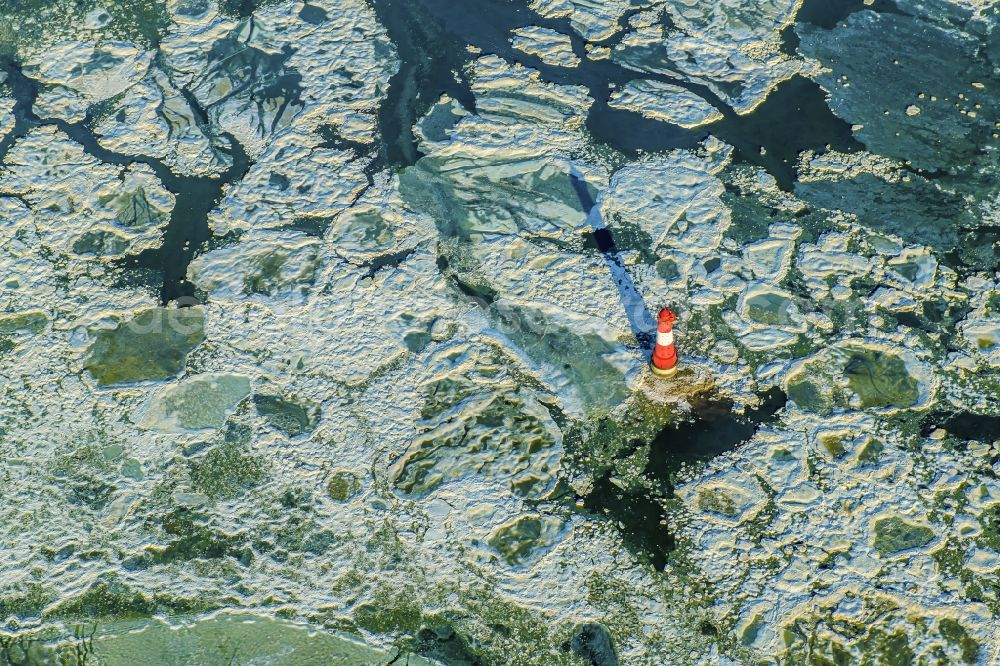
[{"left": 1, "top": 0, "right": 1000, "bottom": 664}]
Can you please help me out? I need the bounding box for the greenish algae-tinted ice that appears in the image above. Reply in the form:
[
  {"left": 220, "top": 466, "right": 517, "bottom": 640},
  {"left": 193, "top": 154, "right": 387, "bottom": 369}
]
[
  {"left": 1, "top": 613, "right": 434, "bottom": 665},
  {"left": 84, "top": 308, "right": 205, "bottom": 385}
]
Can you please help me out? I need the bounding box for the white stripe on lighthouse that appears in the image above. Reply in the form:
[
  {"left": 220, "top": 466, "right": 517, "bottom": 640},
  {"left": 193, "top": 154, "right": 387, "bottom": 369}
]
[{"left": 656, "top": 330, "right": 674, "bottom": 347}]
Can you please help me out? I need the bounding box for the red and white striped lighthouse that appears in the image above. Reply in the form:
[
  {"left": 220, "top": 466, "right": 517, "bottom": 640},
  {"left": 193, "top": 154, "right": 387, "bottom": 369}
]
[{"left": 651, "top": 308, "right": 679, "bottom": 377}]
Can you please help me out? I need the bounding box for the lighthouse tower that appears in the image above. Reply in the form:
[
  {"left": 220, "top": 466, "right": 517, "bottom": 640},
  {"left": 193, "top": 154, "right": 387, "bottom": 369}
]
[{"left": 651, "top": 308, "right": 679, "bottom": 377}]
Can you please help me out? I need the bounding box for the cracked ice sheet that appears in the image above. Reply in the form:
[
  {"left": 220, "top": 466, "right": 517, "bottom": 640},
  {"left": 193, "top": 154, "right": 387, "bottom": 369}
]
[
  {"left": 24, "top": 40, "right": 152, "bottom": 104},
  {"left": 93, "top": 69, "right": 229, "bottom": 177},
  {"left": 602, "top": 139, "right": 733, "bottom": 256},
  {"left": 208, "top": 129, "right": 372, "bottom": 235},
  {"left": 177, "top": 0, "right": 388, "bottom": 160},
  {"left": 7, "top": 3, "right": 1000, "bottom": 665},
  {"left": 3, "top": 248, "right": 516, "bottom": 628},
  {"left": 1, "top": 125, "right": 174, "bottom": 265},
  {"left": 182, "top": 223, "right": 641, "bottom": 639},
  {"left": 91, "top": 0, "right": 391, "bottom": 177},
  {"left": 529, "top": 0, "right": 630, "bottom": 42},
  {"left": 346, "top": 335, "right": 685, "bottom": 660},
  {"left": 0, "top": 300, "right": 611, "bottom": 661},
  {"left": 401, "top": 56, "right": 644, "bottom": 415},
  {"left": 192, "top": 191, "right": 448, "bottom": 386},
  {"left": 74, "top": 6, "right": 248, "bottom": 174},
  {"left": 612, "top": 0, "right": 811, "bottom": 113},
  {"left": 425, "top": 56, "right": 595, "bottom": 190},
  {"left": 21, "top": 40, "right": 153, "bottom": 124},
  {"left": 194, "top": 1, "right": 392, "bottom": 232},
  {"left": 406, "top": 57, "right": 597, "bottom": 244},
  {"left": 191, "top": 179, "right": 436, "bottom": 307},
  {"left": 0, "top": 200, "right": 167, "bottom": 607},
  {"left": 607, "top": 162, "right": 1000, "bottom": 660},
  {"left": 674, "top": 408, "right": 1000, "bottom": 662},
  {"left": 607, "top": 151, "right": 994, "bottom": 414},
  {"left": 0, "top": 217, "right": 534, "bottom": 644},
  {"left": 191, "top": 6, "right": 1000, "bottom": 665}
]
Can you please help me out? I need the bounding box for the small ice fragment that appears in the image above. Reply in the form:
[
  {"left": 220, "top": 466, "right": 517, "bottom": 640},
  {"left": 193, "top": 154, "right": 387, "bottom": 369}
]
[{"left": 511, "top": 26, "right": 580, "bottom": 68}]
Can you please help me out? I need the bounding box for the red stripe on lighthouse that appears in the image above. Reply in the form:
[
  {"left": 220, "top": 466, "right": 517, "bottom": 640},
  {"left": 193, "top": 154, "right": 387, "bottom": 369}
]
[{"left": 651, "top": 308, "right": 678, "bottom": 377}]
